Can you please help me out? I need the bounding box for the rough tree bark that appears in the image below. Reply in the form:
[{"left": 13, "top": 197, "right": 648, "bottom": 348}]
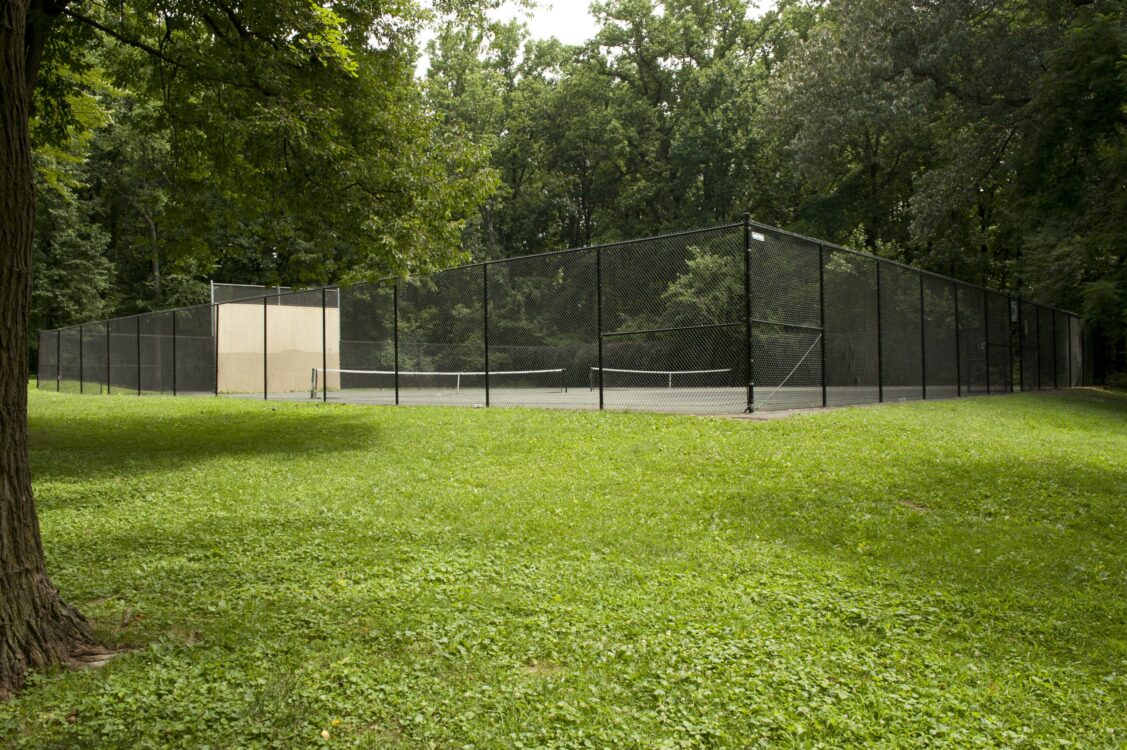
[{"left": 1, "top": 0, "right": 93, "bottom": 698}]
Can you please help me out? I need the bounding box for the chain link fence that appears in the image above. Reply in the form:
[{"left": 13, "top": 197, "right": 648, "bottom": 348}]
[{"left": 38, "top": 219, "right": 1086, "bottom": 415}]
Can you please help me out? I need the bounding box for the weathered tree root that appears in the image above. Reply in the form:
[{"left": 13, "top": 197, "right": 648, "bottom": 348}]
[{"left": 0, "top": 573, "right": 96, "bottom": 699}]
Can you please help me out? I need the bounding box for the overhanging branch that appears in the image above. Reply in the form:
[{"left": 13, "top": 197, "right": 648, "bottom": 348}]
[{"left": 60, "top": 6, "right": 183, "bottom": 69}]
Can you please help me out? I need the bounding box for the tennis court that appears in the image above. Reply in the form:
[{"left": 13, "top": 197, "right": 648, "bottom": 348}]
[
  {"left": 38, "top": 220, "right": 1086, "bottom": 416},
  {"left": 230, "top": 365, "right": 966, "bottom": 415}
]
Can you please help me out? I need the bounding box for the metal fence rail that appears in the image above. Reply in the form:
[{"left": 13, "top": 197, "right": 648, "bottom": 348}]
[{"left": 38, "top": 218, "right": 1086, "bottom": 415}]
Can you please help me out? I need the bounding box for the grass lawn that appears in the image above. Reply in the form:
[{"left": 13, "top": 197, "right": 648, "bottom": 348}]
[{"left": 2, "top": 389, "right": 1125, "bottom": 748}]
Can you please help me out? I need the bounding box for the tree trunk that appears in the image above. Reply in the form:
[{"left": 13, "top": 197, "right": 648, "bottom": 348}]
[
  {"left": 142, "top": 208, "right": 161, "bottom": 303},
  {"left": 479, "top": 201, "right": 497, "bottom": 260},
  {"left": 1, "top": 0, "right": 93, "bottom": 698}
]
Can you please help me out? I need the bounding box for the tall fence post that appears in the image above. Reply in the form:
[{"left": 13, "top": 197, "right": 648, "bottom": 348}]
[
  {"left": 393, "top": 282, "right": 400, "bottom": 406},
  {"left": 483, "top": 264, "right": 491, "bottom": 408},
  {"left": 875, "top": 263, "right": 884, "bottom": 403},
  {"left": 322, "top": 288, "right": 328, "bottom": 403},
  {"left": 79, "top": 324, "right": 84, "bottom": 395},
  {"left": 1011, "top": 311, "right": 1016, "bottom": 393},
  {"left": 744, "top": 214, "right": 754, "bottom": 413},
  {"left": 596, "top": 247, "right": 604, "bottom": 410},
  {"left": 1067, "top": 316, "right": 1073, "bottom": 388},
  {"left": 263, "top": 296, "right": 268, "bottom": 400},
  {"left": 106, "top": 322, "right": 112, "bottom": 395},
  {"left": 1016, "top": 298, "right": 1024, "bottom": 392},
  {"left": 1035, "top": 304, "right": 1043, "bottom": 390},
  {"left": 983, "top": 289, "right": 991, "bottom": 395},
  {"left": 919, "top": 274, "right": 927, "bottom": 400},
  {"left": 172, "top": 310, "right": 178, "bottom": 397},
  {"left": 954, "top": 283, "right": 962, "bottom": 397},
  {"left": 1080, "top": 325, "right": 1086, "bottom": 387},
  {"left": 818, "top": 244, "right": 827, "bottom": 408},
  {"left": 135, "top": 316, "right": 141, "bottom": 396},
  {"left": 1045, "top": 311, "right": 1054, "bottom": 392},
  {"left": 214, "top": 304, "right": 220, "bottom": 397},
  {"left": 56, "top": 330, "right": 61, "bottom": 392}
]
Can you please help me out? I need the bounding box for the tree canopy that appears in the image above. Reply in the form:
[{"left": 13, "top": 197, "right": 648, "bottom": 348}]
[
  {"left": 419, "top": 0, "right": 1125, "bottom": 375},
  {"left": 30, "top": 0, "right": 1125, "bottom": 375}
]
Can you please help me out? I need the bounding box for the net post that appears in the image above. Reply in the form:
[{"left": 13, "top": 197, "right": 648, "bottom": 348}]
[
  {"left": 818, "top": 243, "right": 827, "bottom": 408},
  {"left": 919, "top": 273, "right": 927, "bottom": 400},
  {"left": 79, "top": 324, "right": 84, "bottom": 395},
  {"left": 172, "top": 309, "right": 178, "bottom": 396},
  {"left": 744, "top": 214, "right": 754, "bottom": 414},
  {"left": 393, "top": 281, "right": 400, "bottom": 406},
  {"left": 263, "top": 296, "right": 268, "bottom": 400},
  {"left": 954, "top": 283, "right": 962, "bottom": 397},
  {"left": 483, "top": 264, "right": 490, "bottom": 408},
  {"left": 875, "top": 262, "right": 884, "bottom": 403},
  {"left": 135, "top": 315, "right": 141, "bottom": 396},
  {"left": 596, "top": 246, "right": 604, "bottom": 410},
  {"left": 322, "top": 287, "right": 328, "bottom": 403}
]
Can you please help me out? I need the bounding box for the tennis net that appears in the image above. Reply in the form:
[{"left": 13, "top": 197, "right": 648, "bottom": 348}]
[
  {"left": 589, "top": 367, "right": 734, "bottom": 390},
  {"left": 311, "top": 368, "right": 568, "bottom": 397}
]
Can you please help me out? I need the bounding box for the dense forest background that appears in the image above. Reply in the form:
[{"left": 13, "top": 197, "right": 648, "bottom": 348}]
[{"left": 31, "top": 0, "right": 1126, "bottom": 379}]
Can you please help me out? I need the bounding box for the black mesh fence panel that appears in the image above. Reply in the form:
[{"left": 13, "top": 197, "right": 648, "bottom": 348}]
[
  {"left": 488, "top": 249, "right": 599, "bottom": 410},
  {"left": 80, "top": 323, "right": 109, "bottom": 395},
  {"left": 266, "top": 289, "right": 325, "bottom": 400},
  {"left": 58, "top": 328, "right": 81, "bottom": 393},
  {"left": 1037, "top": 305, "right": 1056, "bottom": 388},
  {"left": 109, "top": 318, "right": 139, "bottom": 393},
  {"left": 1069, "top": 316, "right": 1083, "bottom": 387},
  {"left": 1019, "top": 299, "right": 1040, "bottom": 391},
  {"left": 140, "top": 311, "right": 174, "bottom": 394},
  {"left": 37, "top": 222, "right": 1084, "bottom": 414},
  {"left": 957, "top": 285, "right": 987, "bottom": 394},
  {"left": 397, "top": 266, "right": 486, "bottom": 406},
  {"left": 39, "top": 330, "right": 59, "bottom": 390},
  {"left": 175, "top": 305, "right": 217, "bottom": 395},
  {"left": 878, "top": 262, "right": 924, "bottom": 403},
  {"left": 750, "top": 226, "right": 823, "bottom": 411},
  {"left": 335, "top": 282, "right": 396, "bottom": 405},
  {"left": 1054, "top": 311, "right": 1070, "bottom": 389},
  {"left": 986, "top": 292, "right": 1013, "bottom": 393},
  {"left": 822, "top": 250, "right": 879, "bottom": 406},
  {"left": 601, "top": 327, "right": 746, "bottom": 413},
  {"left": 922, "top": 276, "right": 958, "bottom": 399},
  {"left": 600, "top": 225, "right": 745, "bottom": 414}
]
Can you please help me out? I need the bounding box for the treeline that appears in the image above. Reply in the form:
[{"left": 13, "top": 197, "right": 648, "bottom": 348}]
[
  {"left": 30, "top": 1, "right": 496, "bottom": 334},
  {"left": 32, "top": 0, "right": 1127, "bottom": 378}
]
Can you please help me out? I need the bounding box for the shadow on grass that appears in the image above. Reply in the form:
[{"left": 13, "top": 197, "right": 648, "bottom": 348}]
[{"left": 29, "top": 400, "right": 386, "bottom": 486}]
